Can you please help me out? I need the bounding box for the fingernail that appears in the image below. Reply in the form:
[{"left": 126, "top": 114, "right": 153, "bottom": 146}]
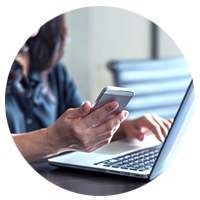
[
  {"left": 82, "top": 101, "right": 86, "bottom": 106},
  {"left": 82, "top": 101, "right": 90, "bottom": 112},
  {"left": 110, "top": 102, "right": 118, "bottom": 110},
  {"left": 124, "top": 111, "right": 129, "bottom": 118},
  {"left": 81, "top": 101, "right": 86, "bottom": 109}
]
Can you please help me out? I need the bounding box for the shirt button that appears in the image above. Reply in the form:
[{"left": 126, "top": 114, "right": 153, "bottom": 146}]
[
  {"left": 26, "top": 118, "right": 33, "bottom": 125},
  {"left": 30, "top": 81, "right": 36, "bottom": 86}
]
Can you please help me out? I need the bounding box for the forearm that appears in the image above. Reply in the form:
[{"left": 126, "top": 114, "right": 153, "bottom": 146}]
[{"left": 12, "top": 128, "right": 57, "bottom": 162}]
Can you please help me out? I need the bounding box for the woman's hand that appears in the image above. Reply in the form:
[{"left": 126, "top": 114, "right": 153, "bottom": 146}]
[
  {"left": 47, "top": 101, "right": 128, "bottom": 154},
  {"left": 113, "top": 114, "right": 173, "bottom": 143}
]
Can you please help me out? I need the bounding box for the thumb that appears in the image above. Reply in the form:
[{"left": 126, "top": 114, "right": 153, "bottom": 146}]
[{"left": 69, "top": 101, "right": 91, "bottom": 119}]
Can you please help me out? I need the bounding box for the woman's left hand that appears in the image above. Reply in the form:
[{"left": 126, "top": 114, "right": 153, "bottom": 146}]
[{"left": 113, "top": 114, "right": 173, "bottom": 143}]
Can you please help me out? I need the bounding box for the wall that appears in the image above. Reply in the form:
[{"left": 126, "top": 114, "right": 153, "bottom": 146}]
[
  {"left": 62, "top": 6, "right": 182, "bottom": 103},
  {"left": 158, "top": 6, "right": 185, "bottom": 58}
]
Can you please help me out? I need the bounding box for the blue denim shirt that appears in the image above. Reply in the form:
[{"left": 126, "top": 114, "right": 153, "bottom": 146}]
[{"left": 5, "top": 61, "right": 84, "bottom": 133}]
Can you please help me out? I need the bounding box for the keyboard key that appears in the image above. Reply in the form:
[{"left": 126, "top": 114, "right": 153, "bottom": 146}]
[
  {"left": 109, "top": 159, "right": 118, "bottom": 163},
  {"left": 121, "top": 167, "right": 129, "bottom": 169},
  {"left": 144, "top": 161, "right": 150, "bottom": 165},
  {"left": 127, "top": 163, "right": 133, "bottom": 167},
  {"left": 131, "top": 153, "right": 139, "bottom": 157},
  {"left": 139, "top": 155, "right": 144, "bottom": 159},
  {"left": 144, "top": 153, "right": 149, "bottom": 157},
  {"left": 150, "top": 159, "right": 155, "bottom": 163},
  {"left": 150, "top": 155, "right": 155, "bottom": 159},
  {"left": 116, "top": 162, "right": 123, "bottom": 167},
  {"left": 133, "top": 160, "right": 139, "bottom": 164},
  {"left": 129, "top": 167, "right": 138, "bottom": 170},
  {"left": 125, "top": 155, "right": 131, "bottom": 159},
  {"left": 138, "top": 167, "right": 146, "bottom": 171},
  {"left": 103, "top": 164, "right": 110, "bottom": 167},
  {"left": 112, "top": 166, "right": 119, "bottom": 168},
  {"left": 128, "top": 158, "right": 134, "bottom": 162},
  {"left": 139, "top": 163, "right": 144, "bottom": 167},
  {"left": 94, "top": 161, "right": 104, "bottom": 165}
]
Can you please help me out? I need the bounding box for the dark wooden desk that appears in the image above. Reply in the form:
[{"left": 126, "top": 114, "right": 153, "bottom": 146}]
[{"left": 16, "top": 159, "right": 192, "bottom": 196}]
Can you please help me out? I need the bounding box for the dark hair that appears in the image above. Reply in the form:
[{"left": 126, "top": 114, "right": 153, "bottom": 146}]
[{"left": 6, "top": 14, "right": 67, "bottom": 98}]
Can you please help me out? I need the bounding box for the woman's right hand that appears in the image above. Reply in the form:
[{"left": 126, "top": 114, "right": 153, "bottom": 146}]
[{"left": 46, "top": 101, "right": 128, "bottom": 154}]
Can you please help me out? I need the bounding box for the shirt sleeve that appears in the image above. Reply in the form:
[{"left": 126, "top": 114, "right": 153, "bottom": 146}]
[{"left": 52, "top": 63, "right": 85, "bottom": 117}]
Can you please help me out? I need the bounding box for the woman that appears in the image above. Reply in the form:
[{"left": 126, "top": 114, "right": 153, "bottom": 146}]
[{"left": 5, "top": 14, "right": 172, "bottom": 162}]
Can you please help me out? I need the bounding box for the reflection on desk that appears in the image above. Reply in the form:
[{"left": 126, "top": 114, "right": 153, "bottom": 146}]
[{"left": 16, "top": 156, "right": 192, "bottom": 196}]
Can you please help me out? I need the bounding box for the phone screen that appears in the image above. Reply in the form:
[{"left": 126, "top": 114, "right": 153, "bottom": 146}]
[{"left": 90, "top": 86, "right": 134, "bottom": 126}]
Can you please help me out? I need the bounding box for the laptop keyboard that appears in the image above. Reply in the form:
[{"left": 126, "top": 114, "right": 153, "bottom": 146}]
[{"left": 94, "top": 144, "right": 162, "bottom": 172}]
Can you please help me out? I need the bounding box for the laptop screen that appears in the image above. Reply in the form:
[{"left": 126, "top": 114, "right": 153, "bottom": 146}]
[{"left": 150, "top": 79, "right": 195, "bottom": 180}]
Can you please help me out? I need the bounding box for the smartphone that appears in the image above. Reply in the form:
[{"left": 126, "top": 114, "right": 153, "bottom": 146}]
[{"left": 90, "top": 86, "right": 135, "bottom": 126}]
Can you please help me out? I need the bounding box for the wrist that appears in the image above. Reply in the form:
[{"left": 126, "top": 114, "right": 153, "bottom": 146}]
[
  {"left": 44, "top": 123, "right": 73, "bottom": 156},
  {"left": 43, "top": 126, "right": 59, "bottom": 156}
]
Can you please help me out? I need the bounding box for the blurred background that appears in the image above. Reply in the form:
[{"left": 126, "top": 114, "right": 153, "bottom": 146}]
[{"left": 61, "top": 6, "right": 191, "bottom": 119}]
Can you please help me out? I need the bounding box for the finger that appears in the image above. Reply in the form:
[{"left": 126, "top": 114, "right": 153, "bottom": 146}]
[
  {"left": 162, "top": 118, "right": 173, "bottom": 131},
  {"left": 92, "top": 111, "right": 128, "bottom": 137},
  {"left": 122, "top": 121, "right": 145, "bottom": 140},
  {"left": 167, "top": 118, "right": 174, "bottom": 124},
  {"left": 95, "top": 123, "right": 121, "bottom": 141},
  {"left": 83, "top": 101, "right": 119, "bottom": 128},
  {"left": 152, "top": 114, "right": 169, "bottom": 138},
  {"left": 142, "top": 115, "right": 164, "bottom": 143},
  {"left": 127, "top": 126, "right": 145, "bottom": 141},
  {"left": 92, "top": 127, "right": 122, "bottom": 151},
  {"left": 67, "top": 101, "right": 91, "bottom": 119},
  {"left": 78, "top": 131, "right": 116, "bottom": 153},
  {"left": 93, "top": 131, "right": 114, "bottom": 146},
  {"left": 133, "top": 129, "right": 145, "bottom": 141}
]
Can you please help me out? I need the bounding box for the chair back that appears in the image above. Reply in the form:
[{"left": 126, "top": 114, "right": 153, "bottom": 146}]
[{"left": 108, "top": 57, "right": 192, "bottom": 119}]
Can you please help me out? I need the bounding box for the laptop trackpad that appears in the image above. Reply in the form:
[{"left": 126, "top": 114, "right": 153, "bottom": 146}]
[{"left": 94, "top": 134, "right": 161, "bottom": 155}]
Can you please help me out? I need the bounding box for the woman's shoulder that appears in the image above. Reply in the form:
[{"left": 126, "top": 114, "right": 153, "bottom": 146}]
[
  {"left": 51, "top": 62, "right": 71, "bottom": 79},
  {"left": 48, "top": 62, "right": 74, "bottom": 88}
]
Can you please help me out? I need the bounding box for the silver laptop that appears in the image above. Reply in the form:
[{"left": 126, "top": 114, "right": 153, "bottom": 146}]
[{"left": 48, "top": 80, "right": 194, "bottom": 180}]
